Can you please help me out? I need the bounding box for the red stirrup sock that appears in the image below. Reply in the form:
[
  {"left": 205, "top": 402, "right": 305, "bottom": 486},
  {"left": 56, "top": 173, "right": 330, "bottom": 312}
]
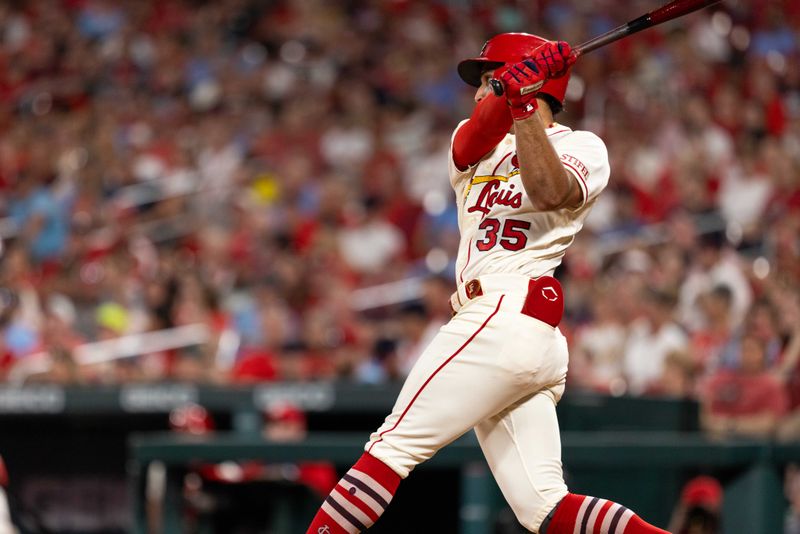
[
  {"left": 306, "top": 452, "right": 401, "bottom": 533},
  {"left": 545, "top": 493, "right": 670, "bottom": 534}
]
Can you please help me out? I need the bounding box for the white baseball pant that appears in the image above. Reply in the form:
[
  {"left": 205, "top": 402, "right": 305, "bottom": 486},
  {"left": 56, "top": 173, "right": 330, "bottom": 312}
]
[{"left": 366, "top": 274, "right": 570, "bottom": 532}]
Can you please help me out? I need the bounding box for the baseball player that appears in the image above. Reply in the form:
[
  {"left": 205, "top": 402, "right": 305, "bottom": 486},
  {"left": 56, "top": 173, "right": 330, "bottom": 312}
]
[{"left": 307, "top": 33, "right": 669, "bottom": 534}]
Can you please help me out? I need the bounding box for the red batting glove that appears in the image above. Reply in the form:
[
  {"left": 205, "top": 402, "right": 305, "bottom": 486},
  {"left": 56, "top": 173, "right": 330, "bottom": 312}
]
[
  {"left": 497, "top": 41, "right": 575, "bottom": 121},
  {"left": 497, "top": 59, "right": 544, "bottom": 121},
  {"left": 532, "top": 40, "right": 575, "bottom": 79}
]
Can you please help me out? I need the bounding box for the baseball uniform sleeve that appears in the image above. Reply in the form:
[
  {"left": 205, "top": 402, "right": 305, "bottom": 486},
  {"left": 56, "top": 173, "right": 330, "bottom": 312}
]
[
  {"left": 448, "top": 120, "right": 480, "bottom": 188},
  {"left": 452, "top": 94, "right": 513, "bottom": 171},
  {"left": 554, "top": 131, "right": 610, "bottom": 210}
]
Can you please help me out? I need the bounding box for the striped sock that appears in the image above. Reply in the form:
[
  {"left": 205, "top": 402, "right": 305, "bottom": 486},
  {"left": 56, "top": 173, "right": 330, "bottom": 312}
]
[
  {"left": 546, "top": 493, "right": 670, "bottom": 534},
  {"left": 306, "top": 452, "right": 401, "bottom": 534}
]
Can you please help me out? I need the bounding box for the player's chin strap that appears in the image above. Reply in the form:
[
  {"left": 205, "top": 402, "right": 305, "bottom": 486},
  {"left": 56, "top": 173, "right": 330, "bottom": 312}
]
[{"left": 538, "top": 498, "right": 563, "bottom": 534}]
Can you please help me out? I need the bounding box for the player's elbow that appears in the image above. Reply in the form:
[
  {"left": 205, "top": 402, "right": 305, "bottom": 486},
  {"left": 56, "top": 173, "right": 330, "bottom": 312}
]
[
  {"left": 526, "top": 171, "right": 582, "bottom": 212},
  {"left": 526, "top": 187, "right": 571, "bottom": 212}
]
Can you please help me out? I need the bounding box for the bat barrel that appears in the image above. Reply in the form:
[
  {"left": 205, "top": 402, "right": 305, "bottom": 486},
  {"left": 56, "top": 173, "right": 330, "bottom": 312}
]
[{"left": 650, "top": 0, "right": 722, "bottom": 25}]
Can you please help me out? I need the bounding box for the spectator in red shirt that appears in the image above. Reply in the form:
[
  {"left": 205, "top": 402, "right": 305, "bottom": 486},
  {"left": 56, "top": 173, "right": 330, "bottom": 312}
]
[{"left": 700, "top": 334, "right": 789, "bottom": 439}]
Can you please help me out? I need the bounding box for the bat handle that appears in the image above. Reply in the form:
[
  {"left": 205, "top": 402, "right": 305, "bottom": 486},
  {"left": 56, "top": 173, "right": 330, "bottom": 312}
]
[
  {"left": 489, "top": 79, "right": 505, "bottom": 97},
  {"left": 488, "top": 50, "right": 580, "bottom": 97}
]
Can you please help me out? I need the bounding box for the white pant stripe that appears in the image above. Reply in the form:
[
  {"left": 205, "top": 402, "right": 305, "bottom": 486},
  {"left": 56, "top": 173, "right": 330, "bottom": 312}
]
[
  {"left": 586, "top": 499, "right": 608, "bottom": 533},
  {"left": 321, "top": 500, "right": 359, "bottom": 534},
  {"left": 616, "top": 508, "right": 635, "bottom": 534},
  {"left": 349, "top": 468, "right": 393, "bottom": 502},
  {"left": 573, "top": 497, "right": 592, "bottom": 534},
  {"left": 600, "top": 503, "right": 622, "bottom": 534}
]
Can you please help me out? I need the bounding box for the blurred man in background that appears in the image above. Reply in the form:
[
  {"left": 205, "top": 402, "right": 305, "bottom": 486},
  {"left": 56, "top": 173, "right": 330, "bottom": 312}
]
[{"left": 668, "top": 476, "right": 723, "bottom": 534}]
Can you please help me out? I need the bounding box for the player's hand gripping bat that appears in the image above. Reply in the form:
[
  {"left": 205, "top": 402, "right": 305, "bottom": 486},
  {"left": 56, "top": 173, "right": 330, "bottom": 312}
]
[{"left": 490, "top": 0, "right": 723, "bottom": 97}]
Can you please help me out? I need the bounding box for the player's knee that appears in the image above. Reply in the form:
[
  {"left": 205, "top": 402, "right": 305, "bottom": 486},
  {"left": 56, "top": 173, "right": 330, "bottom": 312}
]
[
  {"left": 509, "top": 486, "right": 566, "bottom": 533},
  {"left": 513, "top": 507, "right": 542, "bottom": 533}
]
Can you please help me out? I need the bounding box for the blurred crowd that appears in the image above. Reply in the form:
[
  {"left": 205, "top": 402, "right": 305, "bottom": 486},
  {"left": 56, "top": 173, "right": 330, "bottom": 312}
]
[{"left": 0, "top": 0, "right": 798, "bottom": 437}]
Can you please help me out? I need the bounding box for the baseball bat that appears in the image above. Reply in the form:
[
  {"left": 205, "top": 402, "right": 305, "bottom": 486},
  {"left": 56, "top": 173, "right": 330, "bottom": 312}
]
[{"left": 490, "top": 0, "right": 723, "bottom": 96}]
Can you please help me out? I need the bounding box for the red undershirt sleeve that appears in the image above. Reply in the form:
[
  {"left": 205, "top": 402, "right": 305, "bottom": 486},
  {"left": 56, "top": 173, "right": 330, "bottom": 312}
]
[{"left": 452, "top": 94, "right": 513, "bottom": 171}]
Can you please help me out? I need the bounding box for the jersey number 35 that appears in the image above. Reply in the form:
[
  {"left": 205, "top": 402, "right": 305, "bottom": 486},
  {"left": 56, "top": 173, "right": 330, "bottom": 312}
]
[{"left": 476, "top": 218, "right": 531, "bottom": 252}]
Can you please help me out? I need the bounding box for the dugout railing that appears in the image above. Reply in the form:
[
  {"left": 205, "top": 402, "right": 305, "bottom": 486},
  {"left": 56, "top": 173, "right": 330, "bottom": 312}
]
[
  {"left": 129, "top": 430, "right": 787, "bottom": 534},
  {"left": 0, "top": 383, "right": 791, "bottom": 533}
]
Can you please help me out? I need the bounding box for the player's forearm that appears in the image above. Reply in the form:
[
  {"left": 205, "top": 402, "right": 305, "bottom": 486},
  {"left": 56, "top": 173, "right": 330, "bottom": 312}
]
[
  {"left": 453, "top": 94, "right": 513, "bottom": 170},
  {"left": 514, "top": 116, "right": 578, "bottom": 211}
]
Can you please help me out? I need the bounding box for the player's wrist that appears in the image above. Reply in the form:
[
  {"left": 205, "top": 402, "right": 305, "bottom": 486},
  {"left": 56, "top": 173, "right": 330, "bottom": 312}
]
[
  {"left": 498, "top": 60, "right": 543, "bottom": 122},
  {"left": 508, "top": 99, "right": 538, "bottom": 121}
]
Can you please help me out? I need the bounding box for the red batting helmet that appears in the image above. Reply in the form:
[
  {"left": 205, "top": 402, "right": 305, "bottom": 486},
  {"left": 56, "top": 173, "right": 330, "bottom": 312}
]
[{"left": 458, "top": 33, "right": 571, "bottom": 105}]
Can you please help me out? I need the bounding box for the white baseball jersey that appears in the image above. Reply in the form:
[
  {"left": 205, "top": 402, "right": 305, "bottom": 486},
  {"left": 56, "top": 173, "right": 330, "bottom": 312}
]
[{"left": 448, "top": 122, "right": 610, "bottom": 285}]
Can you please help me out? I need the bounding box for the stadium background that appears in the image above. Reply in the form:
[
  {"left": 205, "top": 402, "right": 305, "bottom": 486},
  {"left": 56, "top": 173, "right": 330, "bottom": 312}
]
[{"left": 0, "top": 0, "right": 798, "bottom": 532}]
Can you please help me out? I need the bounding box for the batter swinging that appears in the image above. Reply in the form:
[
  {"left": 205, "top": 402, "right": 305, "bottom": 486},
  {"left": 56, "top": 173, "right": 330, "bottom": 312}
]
[{"left": 307, "top": 33, "right": 670, "bottom": 534}]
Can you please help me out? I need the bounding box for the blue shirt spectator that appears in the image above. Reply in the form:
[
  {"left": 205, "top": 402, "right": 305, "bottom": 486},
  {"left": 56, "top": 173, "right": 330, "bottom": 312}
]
[{"left": 9, "top": 187, "right": 69, "bottom": 263}]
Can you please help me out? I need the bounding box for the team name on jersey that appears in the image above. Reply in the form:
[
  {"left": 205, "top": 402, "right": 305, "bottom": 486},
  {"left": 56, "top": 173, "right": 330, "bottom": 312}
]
[{"left": 467, "top": 177, "right": 523, "bottom": 215}]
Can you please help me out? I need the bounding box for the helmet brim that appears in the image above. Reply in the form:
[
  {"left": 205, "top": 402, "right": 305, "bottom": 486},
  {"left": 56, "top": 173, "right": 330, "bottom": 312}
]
[{"left": 457, "top": 58, "right": 505, "bottom": 87}]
